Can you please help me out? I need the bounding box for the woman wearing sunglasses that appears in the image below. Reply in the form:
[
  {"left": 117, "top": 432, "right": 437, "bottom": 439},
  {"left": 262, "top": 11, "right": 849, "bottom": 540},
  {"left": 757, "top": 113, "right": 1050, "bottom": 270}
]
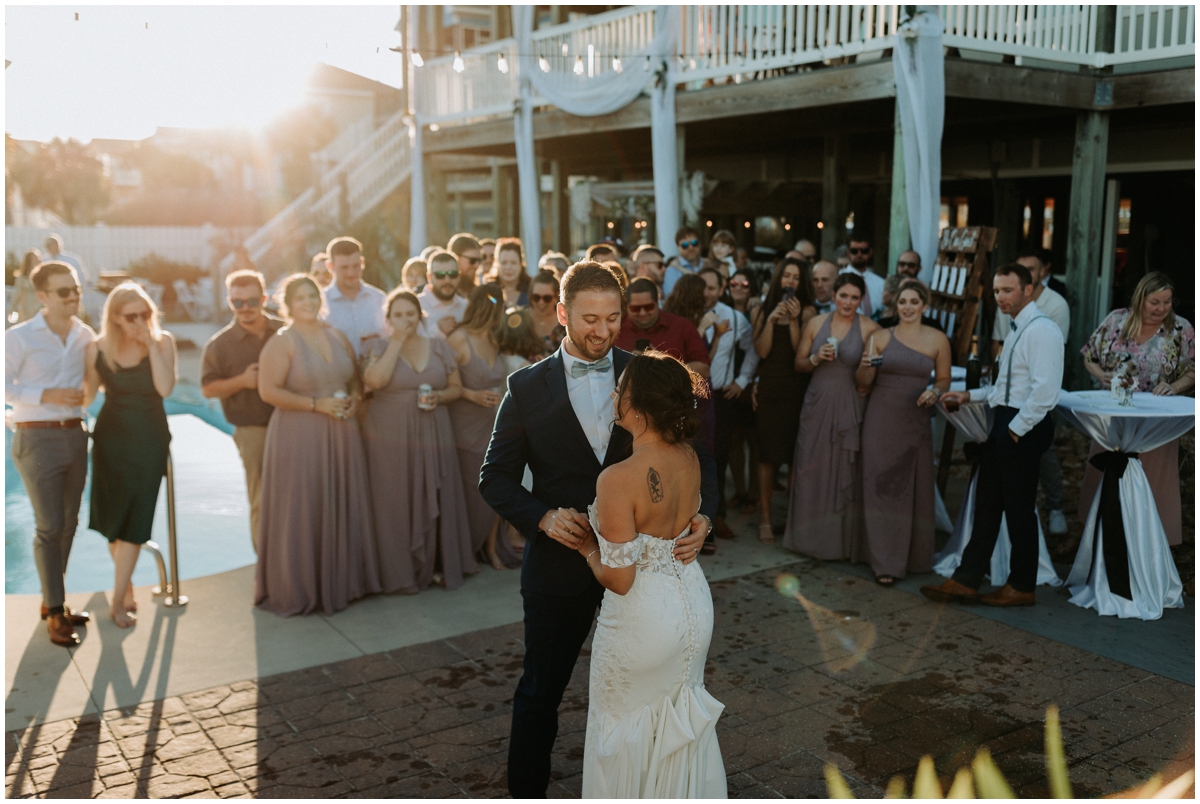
[
  {"left": 527, "top": 270, "right": 565, "bottom": 355},
  {"left": 84, "top": 282, "right": 177, "bottom": 628}
]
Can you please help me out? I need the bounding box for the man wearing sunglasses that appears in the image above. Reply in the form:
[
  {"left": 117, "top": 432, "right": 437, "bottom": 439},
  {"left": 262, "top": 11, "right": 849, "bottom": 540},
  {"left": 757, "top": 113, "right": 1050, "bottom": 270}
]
[
  {"left": 614, "top": 278, "right": 710, "bottom": 380},
  {"left": 448, "top": 232, "right": 483, "bottom": 298},
  {"left": 418, "top": 249, "right": 469, "bottom": 340},
  {"left": 662, "top": 226, "right": 704, "bottom": 297},
  {"left": 895, "top": 250, "right": 922, "bottom": 280},
  {"left": 631, "top": 245, "right": 666, "bottom": 298},
  {"left": 6, "top": 262, "right": 96, "bottom": 646},
  {"left": 200, "top": 269, "right": 283, "bottom": 551},
  {"left": 839, "top": 235, "right": 886, "bottom": 318}
]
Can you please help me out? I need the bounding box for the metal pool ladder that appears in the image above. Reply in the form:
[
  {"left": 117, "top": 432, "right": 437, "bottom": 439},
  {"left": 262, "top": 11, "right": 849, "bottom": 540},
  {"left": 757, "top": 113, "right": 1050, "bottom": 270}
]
[{"left": 140, "top": 452, "right": 188, "bottom": 608}]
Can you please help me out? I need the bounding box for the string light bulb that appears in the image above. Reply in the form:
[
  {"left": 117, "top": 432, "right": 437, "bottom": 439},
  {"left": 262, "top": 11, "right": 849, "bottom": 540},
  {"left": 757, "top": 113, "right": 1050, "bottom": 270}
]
[
  {"left": 538, "top": 55, "right": 550, "bottom": 73},
  {"left": 612, "top": 57, "right": 623, "bottom": 73},
  {"left": 452, "top": 51, "right": 464, "bottom": 73},
  {"left": 410, "top": 51, "right": 424, "bottom": 67},
  {"left": 561, "top": 43, "right": 569, "bottom": 57},
  {"left": 573, "top": 55, "right": 584, "bottom": 75},
  {"left": 497, "top": 52, "right": 508, "bottom": 73},
  {"left": 644, "top": 55, "right": 652, "bottom": 71}
]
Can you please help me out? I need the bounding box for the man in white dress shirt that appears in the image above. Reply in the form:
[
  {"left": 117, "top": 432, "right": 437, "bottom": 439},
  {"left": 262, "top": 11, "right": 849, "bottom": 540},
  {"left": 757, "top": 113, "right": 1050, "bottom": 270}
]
[
  {"left": 991, "top": 251, "right": 1072, "bottom": 536},
  {"left": 838, "top": 236, "right": 886, "bottom": 318},
  {"left": 925, "top": 263, "right": 1063, "bottom": 608},
  {"left": 320, "top": 237, "right": 386, "bottom": 358},
  {"left": 5, "top": 261, "right": 96, "bottom": 646},
  {"left": 417, "top": 249, "right": 469, "bottom": 339},
  {"left": 699, "top": 267, "right": 758, "bottom": 541}
]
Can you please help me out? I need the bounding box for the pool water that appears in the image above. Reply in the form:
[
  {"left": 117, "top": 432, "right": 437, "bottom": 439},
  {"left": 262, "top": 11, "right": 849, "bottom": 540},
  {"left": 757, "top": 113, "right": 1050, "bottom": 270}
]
[{"left": 5, "top": 387, "right": 258, "bottom": 595}]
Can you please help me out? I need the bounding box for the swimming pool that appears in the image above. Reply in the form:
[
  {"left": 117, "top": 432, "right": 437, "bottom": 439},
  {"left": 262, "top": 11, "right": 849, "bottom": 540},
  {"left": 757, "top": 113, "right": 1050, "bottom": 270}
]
[{"left": 5, "top": 386, "right": 258, "bottom": 596}]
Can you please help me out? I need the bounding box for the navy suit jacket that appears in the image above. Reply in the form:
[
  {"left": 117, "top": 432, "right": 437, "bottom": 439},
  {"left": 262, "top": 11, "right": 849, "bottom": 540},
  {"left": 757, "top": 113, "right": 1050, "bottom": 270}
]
[{"left": 479, "top": 348, "right": 718, "bottom": 597}]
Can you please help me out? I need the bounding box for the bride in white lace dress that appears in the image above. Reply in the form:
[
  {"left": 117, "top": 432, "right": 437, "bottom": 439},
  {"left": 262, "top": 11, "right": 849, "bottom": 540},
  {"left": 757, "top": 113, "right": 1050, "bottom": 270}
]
[{"left": 573, "top": 352, "right": 726, "bottom": 798}]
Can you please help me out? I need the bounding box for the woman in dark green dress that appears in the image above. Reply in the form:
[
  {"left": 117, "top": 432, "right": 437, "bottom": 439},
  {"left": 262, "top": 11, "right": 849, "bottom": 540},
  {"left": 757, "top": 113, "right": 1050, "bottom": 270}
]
[{"left": 85, "top": 282, "right": 176, "bottom": 628}]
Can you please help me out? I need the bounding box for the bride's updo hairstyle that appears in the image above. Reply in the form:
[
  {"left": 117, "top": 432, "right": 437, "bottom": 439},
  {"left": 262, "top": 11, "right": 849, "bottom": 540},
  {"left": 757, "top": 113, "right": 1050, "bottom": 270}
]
[{"left": 615, "top": 350, "right": 708, "bottom": 445}]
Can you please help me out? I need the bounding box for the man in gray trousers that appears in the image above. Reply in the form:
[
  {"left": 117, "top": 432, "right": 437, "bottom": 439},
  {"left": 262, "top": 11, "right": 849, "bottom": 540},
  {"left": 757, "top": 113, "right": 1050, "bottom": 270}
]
[{"left": 5, "top": 261, "right": 96, "bottom": 646}]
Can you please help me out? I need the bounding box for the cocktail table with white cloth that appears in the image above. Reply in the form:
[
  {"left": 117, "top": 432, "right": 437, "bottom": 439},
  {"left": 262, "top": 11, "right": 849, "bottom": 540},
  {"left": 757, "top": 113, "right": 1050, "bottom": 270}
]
[
  {"left": 932, "top": 396, "right": 1062, "bottom": 586},
  {"left": 1056, "top": 390, "right": 1194, "bottom": 620}
]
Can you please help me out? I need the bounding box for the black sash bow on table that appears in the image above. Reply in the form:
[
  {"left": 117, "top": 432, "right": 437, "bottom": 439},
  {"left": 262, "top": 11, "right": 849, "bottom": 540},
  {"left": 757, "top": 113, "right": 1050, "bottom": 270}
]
[{"left": 1087, "top": 450, "right": 1139, "bottom": 600}]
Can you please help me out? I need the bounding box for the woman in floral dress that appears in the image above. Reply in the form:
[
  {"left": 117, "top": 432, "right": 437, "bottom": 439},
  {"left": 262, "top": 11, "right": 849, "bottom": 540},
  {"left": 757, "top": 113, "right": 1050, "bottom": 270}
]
[{"left": 1079, "top": 272, "right": 1195, "bottom": 544}]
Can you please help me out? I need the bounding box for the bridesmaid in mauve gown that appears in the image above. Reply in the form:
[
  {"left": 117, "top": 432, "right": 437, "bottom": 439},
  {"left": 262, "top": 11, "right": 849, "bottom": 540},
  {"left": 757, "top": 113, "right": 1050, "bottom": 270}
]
[
  {"left": 447, "top": 285, "right": 522, "bottom": 570},
  {"left": 854, "top": 281, "right": 952, "bottom": 584},
  {"left": 254, "top": 275, "right": 382, "bottom": 617},
  {"left": 362, "top": 289, "right": 477, "bottom": 593},
  {"left": 784, "top": 273, "right": 880, "bottom": 561}
]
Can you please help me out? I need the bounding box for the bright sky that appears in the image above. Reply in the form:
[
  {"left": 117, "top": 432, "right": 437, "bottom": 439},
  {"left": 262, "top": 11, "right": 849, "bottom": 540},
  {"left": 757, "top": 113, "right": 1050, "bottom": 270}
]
[{"left": 5, "top": 5, "right": 404, "bottom": 143}]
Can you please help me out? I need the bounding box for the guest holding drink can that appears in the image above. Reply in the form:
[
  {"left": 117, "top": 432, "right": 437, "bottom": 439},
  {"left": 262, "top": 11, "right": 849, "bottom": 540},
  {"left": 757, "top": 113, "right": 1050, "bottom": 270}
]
[
  {"left": 783, "top": 272, "right": 880, "bottom": 562},
  {"left": 362, "top": 289, "right": 476, "bottom": 593},
  {"left": 855, "top": 280, "right": 951, "bottom": 586},
  {"left": 255, "top": 274, "right": 381, "bottom": 616}
]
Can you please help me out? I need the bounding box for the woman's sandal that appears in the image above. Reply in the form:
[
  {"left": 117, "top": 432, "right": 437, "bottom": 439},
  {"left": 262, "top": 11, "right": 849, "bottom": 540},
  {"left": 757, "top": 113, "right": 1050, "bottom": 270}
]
[
  {"left": 758, "top": 523, "right": 775, "bottom": 545},
  {"left": 875, "top": 575, "right": 897, "bottom": 587}
]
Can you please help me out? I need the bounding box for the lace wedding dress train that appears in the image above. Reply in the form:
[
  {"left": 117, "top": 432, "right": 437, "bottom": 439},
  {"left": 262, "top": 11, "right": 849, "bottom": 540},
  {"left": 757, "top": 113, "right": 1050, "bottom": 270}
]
[{"left": 581, "top": 501, "right": 727, "bottom": 799}]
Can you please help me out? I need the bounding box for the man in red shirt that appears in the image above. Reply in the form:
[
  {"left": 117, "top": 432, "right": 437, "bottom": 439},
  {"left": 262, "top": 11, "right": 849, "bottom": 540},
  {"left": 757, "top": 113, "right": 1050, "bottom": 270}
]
[{"left": 615, "top": 278, "right": 710, "bottom": 379}]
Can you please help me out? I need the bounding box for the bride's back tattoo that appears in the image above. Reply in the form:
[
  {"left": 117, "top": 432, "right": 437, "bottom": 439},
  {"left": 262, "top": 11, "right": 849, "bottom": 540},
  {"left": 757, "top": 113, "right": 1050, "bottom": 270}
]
[{"left": 647, "top": 467, "right": 664, "bottom": 502}]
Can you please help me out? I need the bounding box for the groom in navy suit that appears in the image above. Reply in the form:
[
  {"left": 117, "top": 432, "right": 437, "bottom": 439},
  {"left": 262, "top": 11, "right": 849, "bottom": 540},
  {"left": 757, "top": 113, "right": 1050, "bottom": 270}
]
[{"left": 481, "top": 261, "right": 717, "bottom": 797}]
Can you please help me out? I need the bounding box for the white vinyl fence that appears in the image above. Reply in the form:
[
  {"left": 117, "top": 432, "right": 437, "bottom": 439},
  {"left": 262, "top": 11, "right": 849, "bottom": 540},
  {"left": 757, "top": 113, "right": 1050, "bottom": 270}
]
[{"left": 6, "top": 224, "right": 254, "bottom": 275}]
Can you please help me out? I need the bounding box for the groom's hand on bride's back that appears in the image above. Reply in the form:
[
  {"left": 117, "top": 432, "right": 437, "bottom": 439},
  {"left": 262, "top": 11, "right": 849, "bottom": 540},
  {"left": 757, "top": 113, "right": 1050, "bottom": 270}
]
[
  {"left": 674, "top": 517, "right": 709, "bottom": 565},
  {"left": 538, "top": 506, "right": 593, "bottom": 549}
]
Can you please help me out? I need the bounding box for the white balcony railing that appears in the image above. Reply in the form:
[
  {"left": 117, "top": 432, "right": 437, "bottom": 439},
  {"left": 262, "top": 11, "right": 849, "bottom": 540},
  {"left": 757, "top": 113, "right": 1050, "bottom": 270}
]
[{"left": 415, "top": 4, "right": 1194, "bottom": 125}]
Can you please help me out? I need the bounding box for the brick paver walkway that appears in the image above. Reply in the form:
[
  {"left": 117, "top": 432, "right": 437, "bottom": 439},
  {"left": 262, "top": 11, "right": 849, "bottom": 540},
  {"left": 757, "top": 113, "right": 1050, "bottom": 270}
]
[{"left": 6, "top": 561, "right": 1194, "bottom": 798}]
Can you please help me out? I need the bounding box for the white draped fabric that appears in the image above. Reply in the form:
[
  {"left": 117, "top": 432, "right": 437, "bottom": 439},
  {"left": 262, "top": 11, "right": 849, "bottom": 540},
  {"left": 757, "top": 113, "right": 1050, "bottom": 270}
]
[
  {"left": 1058, "top": 391, "right": 1193, "bottom": 620},
  {"left": 408, "top": 122, "right": 427, "bottom": 255},
  {"left": 932, "top": 400, "right": 1063, "bottom": 587},
  {"left": 511, "top": 5, "right": 681, "bottom": 262},
  {"left": 893, "top": 6, "right": 944, "bottom": 285}
]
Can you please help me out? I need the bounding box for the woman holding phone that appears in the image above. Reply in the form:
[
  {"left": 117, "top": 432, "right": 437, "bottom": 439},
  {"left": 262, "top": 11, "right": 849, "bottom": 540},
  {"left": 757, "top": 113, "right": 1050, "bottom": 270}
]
[{"left": 749, "top": 256, "right": 815, "bottom": 543}]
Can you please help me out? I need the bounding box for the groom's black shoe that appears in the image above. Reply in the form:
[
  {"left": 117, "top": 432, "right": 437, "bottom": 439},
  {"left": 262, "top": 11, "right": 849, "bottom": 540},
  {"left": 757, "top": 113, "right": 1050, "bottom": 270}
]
[{"left": 920, "top": 579, "right": 979, "bottom": 605}]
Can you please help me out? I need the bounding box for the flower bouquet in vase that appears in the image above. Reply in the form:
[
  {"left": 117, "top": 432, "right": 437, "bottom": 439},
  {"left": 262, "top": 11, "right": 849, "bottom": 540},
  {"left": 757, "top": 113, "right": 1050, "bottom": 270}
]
[{"left": 1110, "top": 360, "right": 1137, "bottom": 407}]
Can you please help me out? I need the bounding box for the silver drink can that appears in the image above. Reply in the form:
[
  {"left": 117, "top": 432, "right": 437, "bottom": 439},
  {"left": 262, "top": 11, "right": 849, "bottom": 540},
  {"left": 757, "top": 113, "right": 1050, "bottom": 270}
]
[
  {"left": 332, "top": 390, "right": 348, "bottom": 420},
  {"left": 417, "top": 383, "right": 435, "bottom": 411}
]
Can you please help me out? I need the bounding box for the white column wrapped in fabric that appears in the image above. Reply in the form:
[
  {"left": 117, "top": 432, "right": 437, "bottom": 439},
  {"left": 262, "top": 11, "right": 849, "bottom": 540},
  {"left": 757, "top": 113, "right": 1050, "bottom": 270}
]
[
  {"left": 513, "top": 77, "right": 542, "bottom": 262},
  {"left": 408, "top": 121, "right": 427, "bottom": 255},
  {"left": 650, "top": 39, "right": 680, "bottom": 258},
  {"left": 511, "top": 5, "right": 679, "bottom": 262},
  {"left": 1057, "top": 391, "right": 1194, "bottom": 620},
  {"left": 932, "top": 399, "right": 1063, "bottom": 587},
  {"left": 892, "top": 6, "right": 944, "bottom": 286}
]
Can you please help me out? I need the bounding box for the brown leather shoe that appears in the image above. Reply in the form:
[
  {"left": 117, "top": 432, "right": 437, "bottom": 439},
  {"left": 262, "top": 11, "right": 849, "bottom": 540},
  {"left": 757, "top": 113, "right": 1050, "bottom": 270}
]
[
  {"left": 920, "top": 578, "right": 979, "bottom": 605},
  {"left": 41, "top": 605, "right": 91, "bottom": 626},
  {"left": 980, "top": 584, "right": 1036, "bottom": 607},
  {"left": 713, "top": 518, "right": 736, "bottom": 540},
  {"left": 47, "top": 613, "right": 80, "bottom": 647}
]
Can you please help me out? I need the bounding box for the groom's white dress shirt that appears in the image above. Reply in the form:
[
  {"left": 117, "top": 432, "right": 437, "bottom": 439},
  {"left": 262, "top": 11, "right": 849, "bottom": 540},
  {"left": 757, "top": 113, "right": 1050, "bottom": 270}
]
[{"left": 561, "top": 343, "right": 616, "bottom": 464}]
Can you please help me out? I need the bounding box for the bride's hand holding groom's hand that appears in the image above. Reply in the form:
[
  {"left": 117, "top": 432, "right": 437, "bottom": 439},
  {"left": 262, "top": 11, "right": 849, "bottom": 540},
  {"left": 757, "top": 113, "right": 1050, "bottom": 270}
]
[{"left": 539, "top": 506, "right": 592, "bottom": 549}]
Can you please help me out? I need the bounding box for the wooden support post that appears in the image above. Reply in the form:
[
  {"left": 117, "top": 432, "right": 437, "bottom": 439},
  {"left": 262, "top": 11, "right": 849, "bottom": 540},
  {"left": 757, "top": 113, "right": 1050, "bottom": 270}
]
[
  {"left": 887, "top": 104, "right": 910, "bottom": 275},
  {"left": 822, "top": 134, "right": 846, "bottom": 258},
  {"left": 1064, "top": 110, "right": 1109, "bottom": 389},
  {"left": 490, "top": 159, "right": 503, "bottom": 239},
  {"left": 454, "top": 189, "right": 465, "bottom": 236}
]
